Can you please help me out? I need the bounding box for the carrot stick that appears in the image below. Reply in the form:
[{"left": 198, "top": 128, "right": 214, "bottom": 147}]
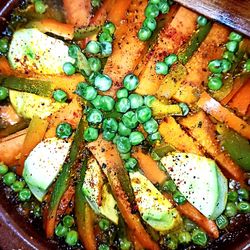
[
  {"left": 45, "top": 98, "right": 82, "bottom": 138},
  {"left": 228, "top": 78, "right": 250, "bottom": 115},
  {"left": 108, "top": 0, "right": 132, "bottom": 26},
  {"left": 197, "top": 92, "right": 250, "bottom": 139},
  {"left": 133, "top": 149, "right": 167, "bottom": 185},
  {"left": 27, "top": 19, "right": 74, "bottom": 40},
  {"left": 159, "top": 117, "right": 203, "bottom": 155},
  {"left": 103, "top": 0, "right": 149, "bottom": 97},
  {"left": 18, "top": 116, "right": 48, "bottom": 175},
  {"left": 180, "top": 111, "right": 245, "bottom": 183},
  {"left": 63, "top": 0, "right": 91, "bottom": 27},
  {"left": 88, "top": 137, "right": 160, "bottom": 250},
  {"left": 0, "top": 129, "right": 27, "bottom": 166}
]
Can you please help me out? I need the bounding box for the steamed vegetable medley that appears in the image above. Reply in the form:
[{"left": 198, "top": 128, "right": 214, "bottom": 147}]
[{"left": 0, "top": 0, "right": 250, "bottom": 249}]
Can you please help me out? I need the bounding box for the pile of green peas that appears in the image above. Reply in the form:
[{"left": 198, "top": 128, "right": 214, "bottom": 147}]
[
  {"left": 78, "top": 72, "right": 161, "bottom": 172},
  {"left": 216, "top": 188, "right": 250, "bottom": 229},
  {"left": 207, "top": 31, "right": 243, "bottom": 91},
  {"left": 0, "top": 162, "right": 32, "bottom": 202},
  {"left": 138, "top": 0, "right": 172, "bottom": 41},
  {"left": 55, "top": 215, "right": 79, "bottom": 246},
  {"left": 165, "top": 218, "right": 208, "bottom": 249},
  {"left": 155, "top": 53, "right": 178, "bottom": 75},
  {"left": 63, "top": 22, "right": 115, "bottom": 76}
]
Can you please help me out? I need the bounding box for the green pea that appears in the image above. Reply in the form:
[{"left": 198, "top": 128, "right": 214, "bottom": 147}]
[
  {"left": 65, "top": 230, "right": 78, "bottom": 246},
  {"left": 68, "top": 44, "right": 80, "bottom": 59},
  {"left": 208, "top": 59, "right": 222, "bottom": 74},
  {"left": 143, "top": 17, "right": 157, "bottom": 31},
  {"left": 226, "top": 40, "right": 239, "bottom": 53},
  {"left": 244, "top": 59, "right": 250, "bottom": 72},
  {"left": 0, "top": 37, "right": 9, "bottom": 53},
  {"left": 158, "top": 0, "right": 170, "bottom": 14},
  {"left": 86, "top": 41, "right": 101, "bottom": 54},
  {"left": 99, "top": 31, "right": 113, "bottom": 43},
  {"left": 178, "top": 231, "right": 191, "bottom": 244},
  {"left": 120, "top": 238, "right": 132, "bottom": 250},
  {"left": 91, "top": 95, "right": 102, "bottom": 109},
  {"left": 55, "top": 223, "right": 68, "bottom": 237},
  {"left": 125, "top": 157, "right": 138, "bottom": 172},
  {"left": 229, "top": 32, "right": 242, "bottom": 42},
  {"left": 84, "top": 127, "right": 99, "bottom": 142},
  {"left": 88, "top": 57, "right": 102, "bottom": 72},
  {"left": 145, "top": 4, "right": 159, "bottom": 18},
  {"left": 63, "top": 62, "right": 75, "bottom": 76},
  {"left": 3, "top": 172, "right": 16, "bottom": 186},
  {"left": 118, "top": 122, "right": 132, "bottom": 136},
  {"left": 103, "top": 22, "right": 116, "bottom": 35},
  {"left": 215, "top": 214, "right": 229, "bottom": 229},
  {"left": 0, "top": 163, "right": 8, "bottom": 175},
  {"left": 162, "top": 179, "right": 176, "bottom": 193},
  {"left": 227, "top": 190, "right": 238, "bottom": 202},
  {"left": 100, "top": 41, "right": 112, "bottom": 57},
  {"left": 155, "top": 61, "right": 169, "bottom": 75},
  {"left": 197, "top": 16, "right": 207, "bottom": 27},
  {"left": 98, "top": 244, "right": 109, "bottom": 250},
  {"left": 128, "top": 94, "right": 144, "bottom": 109},
  {"left": 116, "top": 136, "right": 131, "bottom": 153},
  {"left": 123, "top": 74, "right": 139, "bottom": 91},
  {"left": 99, "top": 218, "right": 110, "bottom": 231},
  {"left": 208, "top": 76, "right": 223, "bottom": 91},
  {"left": 94, "top": 73, "right": 112, "bottom": 91},
  {"left": 102, "top": 118, "right": 118, "bottom": 132},
  {"left": 223, "top": 51, "right": 235, "bottom": 62},
  {"left": 120, "top": 152, "right": 131, "bottom": 160},
  {"left": 237, "top": 201, "right": 250, "bottom": 213},
  {"left": 136, "top": 106, "right": 152, "bottom": 123},
  {"left": 19, "top": 188, "right": 31, "bottom": 201},
  {"left": 173, "top": 191, "right": 186, "bottom": 205},
  {"left": 237, "top": 188, "right": 249, "bottom": 201},
  {"left": 0, "top": 87, "right": 9, "bottom": 101},
  {"left": 224, "top": 202, "right": 237, "bottom": 217},
  {"left": 34, "top": 0, "right": 47, "bottom": 14},
  {"left": 56, "top": 123, "right": 73, "bottom": 139},
  {"left": 53, "top": 89, "right": 68, "bottom": 103},
  {"left": 147, "top": 131, "right": 161, "bottom": 143},
  {"left": 221, "top": 59, "right": 231, "bottom": 73},
  {"left": 129, "top": 131, "right": 144, "bottom": 145},
  {"left": 63, "top": 215, "right": 74, "bottom": 228},
  {"left": 11, "top": 181, "right": 25, "bottom": 192},
  {"left": 144, "top": 95, "right": 156, "bottom": 107},
  {"left": 138, "top": 27, "right": 152, "bottom": 41},
  {"left": 115, "top": 98, "right": 130, "bottom": 113},
  {"left": 192, "top": 229, "right": 207, "bottom": 246},
  {"left": 76, "top": 82, "right": 97, "bottom": 101},
  {"left": 122, "top": 111, "right": 138, "bottom": 129},
  {"left": 117, "top": 88, "right": 128, "bottom": 99},
  {"left": 100, "top": 96, "right": 115, "bottom": 111},
  {"left": 143, "top": 118, "right": 158, "bottom": 134},
  {"left": 179, "top": 102, "right": 190, "bottom": 116},
  {"left": 87, "top": 109, "right": 103, "bottom": 124},
  {"left": 102, "top": 131, "right": 116, "bottom": 141},
  {"left": 164, "top": 54, "right": 178, "bottom": 66}
]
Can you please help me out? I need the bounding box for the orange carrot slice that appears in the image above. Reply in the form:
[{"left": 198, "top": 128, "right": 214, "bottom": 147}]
[{"left": 197, "top": 92, "right": 250, "bottom": 139}]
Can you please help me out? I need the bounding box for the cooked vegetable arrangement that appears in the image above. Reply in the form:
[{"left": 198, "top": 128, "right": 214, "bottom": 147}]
[{"left": 0, "top": 0, "right": 249, "bottom": 249}]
